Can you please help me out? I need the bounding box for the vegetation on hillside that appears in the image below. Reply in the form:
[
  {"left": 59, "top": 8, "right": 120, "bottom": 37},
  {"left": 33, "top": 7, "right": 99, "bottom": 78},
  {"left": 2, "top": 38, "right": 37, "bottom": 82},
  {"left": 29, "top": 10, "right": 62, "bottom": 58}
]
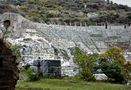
[{"left": 0, "top": 0, "right": 131, "bottom": 25}]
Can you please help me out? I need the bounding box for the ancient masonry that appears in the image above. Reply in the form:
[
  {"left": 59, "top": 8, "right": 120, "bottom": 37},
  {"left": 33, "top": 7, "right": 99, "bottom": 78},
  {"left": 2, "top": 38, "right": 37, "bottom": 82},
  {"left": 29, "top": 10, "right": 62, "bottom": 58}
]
[
  {"left": 0, "top": 39, "right": 19, "bottom": 90},
  {"left": 0, "top": 13, "right": 131, "bottom": 76}
]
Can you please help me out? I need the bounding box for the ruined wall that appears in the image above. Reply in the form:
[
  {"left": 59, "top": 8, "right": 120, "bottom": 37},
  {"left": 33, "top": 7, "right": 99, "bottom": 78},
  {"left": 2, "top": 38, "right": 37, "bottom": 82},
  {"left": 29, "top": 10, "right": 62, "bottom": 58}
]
[{"left": 0, "top": 39, "right": 19, "bottom": 90}]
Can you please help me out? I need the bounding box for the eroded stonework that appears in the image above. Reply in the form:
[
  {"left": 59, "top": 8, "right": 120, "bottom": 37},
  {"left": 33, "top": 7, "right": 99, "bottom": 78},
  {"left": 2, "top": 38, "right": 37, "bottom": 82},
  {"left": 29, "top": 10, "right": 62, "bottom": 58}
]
[{"left": 0, "top": 39, "right": 19, "bottom": 90}]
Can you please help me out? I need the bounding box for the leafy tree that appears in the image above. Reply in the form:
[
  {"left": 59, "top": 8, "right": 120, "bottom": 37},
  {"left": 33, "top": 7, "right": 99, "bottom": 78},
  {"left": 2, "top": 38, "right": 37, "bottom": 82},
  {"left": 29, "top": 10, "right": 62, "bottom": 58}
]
[
  {"left": 100, "top": 46, "right": 125, "bottom": 65},
  {"left": 99, "top": 46, "right": 128, "bottom": 83},
  {"left": 73, "top": 47, "right": 97, "bottom": 81}
]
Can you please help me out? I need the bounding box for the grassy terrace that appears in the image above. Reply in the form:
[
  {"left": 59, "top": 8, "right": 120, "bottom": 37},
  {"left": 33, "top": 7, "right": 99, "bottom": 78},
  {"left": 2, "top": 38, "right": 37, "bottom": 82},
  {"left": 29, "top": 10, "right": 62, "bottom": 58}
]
[{"left": 16, "top": 79, "right": 131, "bottom": 90}]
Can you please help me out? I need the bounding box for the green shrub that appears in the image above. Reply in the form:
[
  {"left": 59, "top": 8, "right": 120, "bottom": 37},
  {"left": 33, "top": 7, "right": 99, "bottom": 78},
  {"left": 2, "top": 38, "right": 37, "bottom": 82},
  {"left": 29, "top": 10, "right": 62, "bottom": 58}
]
[
  {"left": 26, "top": 67, "right": 39, "bottom": 81},
  {"left": 99, "top": 61, "right": 127, "bottom": 83}
]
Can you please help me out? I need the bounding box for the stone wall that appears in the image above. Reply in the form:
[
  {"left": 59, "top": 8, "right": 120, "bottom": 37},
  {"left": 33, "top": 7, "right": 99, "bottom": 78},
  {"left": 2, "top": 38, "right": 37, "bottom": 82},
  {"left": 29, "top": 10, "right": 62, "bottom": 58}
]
[{"left": 0, "top": 39, "right": 19, "bottom": 90}]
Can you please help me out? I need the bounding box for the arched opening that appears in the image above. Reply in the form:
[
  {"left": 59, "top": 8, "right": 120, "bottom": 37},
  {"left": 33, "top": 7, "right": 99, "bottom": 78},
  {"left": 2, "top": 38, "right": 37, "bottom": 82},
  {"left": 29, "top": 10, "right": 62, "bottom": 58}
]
[{"left": 3, "top": 20, "right": 11, "bottom": 29}]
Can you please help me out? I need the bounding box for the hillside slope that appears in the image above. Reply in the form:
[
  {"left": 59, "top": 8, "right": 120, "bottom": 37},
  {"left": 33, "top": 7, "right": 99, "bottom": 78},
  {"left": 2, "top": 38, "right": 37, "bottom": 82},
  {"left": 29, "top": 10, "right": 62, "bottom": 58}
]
[{"left": 1, "top": 0, "right": 131, "bottom": 25}]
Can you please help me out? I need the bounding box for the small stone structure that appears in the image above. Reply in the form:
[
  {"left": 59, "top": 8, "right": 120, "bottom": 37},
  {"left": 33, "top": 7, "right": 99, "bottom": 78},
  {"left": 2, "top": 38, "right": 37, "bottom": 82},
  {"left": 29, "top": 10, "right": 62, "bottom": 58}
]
[
  {"left": 33, "top": 60, "right": 61, "bottom": 77},
  {"left": 0, "top": 39, "right": 19, "bottom": 90}
]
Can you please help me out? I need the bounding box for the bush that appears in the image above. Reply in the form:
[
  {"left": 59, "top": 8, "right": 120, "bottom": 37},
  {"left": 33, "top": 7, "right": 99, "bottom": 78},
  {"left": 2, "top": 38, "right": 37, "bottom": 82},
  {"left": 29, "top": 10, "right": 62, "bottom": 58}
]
[
  {"left": 80, "top": 67, "right": 95, "bottom": 81},
  {"left": 99, "top": 61, "right": 127, "bottom": 83},
  {"left": 26, "top": 67, "right": 39, "bottom": 81},
  {"left": 99, "top": 46, "right": 128, "bottom": 83}
]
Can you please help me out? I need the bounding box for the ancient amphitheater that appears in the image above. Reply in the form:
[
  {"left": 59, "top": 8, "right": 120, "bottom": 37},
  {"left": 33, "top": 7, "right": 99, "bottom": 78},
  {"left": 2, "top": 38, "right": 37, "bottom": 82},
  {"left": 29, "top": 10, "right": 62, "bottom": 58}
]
[
  {"left": 0, "top": 13, "right": 131, "bottom": 54},
  {"left": 0, "top": 12, "right": 131, "bottom": 76},
  {"left": 0, "top": 13, "right": 130, "bottom": 61}
]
